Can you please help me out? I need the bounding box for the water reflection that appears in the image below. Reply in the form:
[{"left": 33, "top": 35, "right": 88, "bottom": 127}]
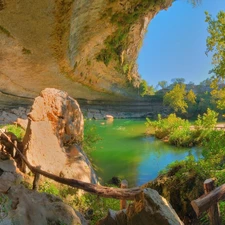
[{"left": 88, "top": 119, "right": 201, "bottom": 187}]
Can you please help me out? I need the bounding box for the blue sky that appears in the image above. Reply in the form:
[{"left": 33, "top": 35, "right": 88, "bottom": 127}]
[{"left": 137, "top": 0, "right": 225, "bottom": 88}]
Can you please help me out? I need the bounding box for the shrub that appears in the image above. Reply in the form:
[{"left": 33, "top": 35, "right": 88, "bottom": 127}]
[
  {"left": 195, "top": 108, "right": 218, "bottom": 130},
  {"left": 72, "top": 193, "right": 120, "bottom": 225},
  {"left": 146, "top": 114, "right": 190, "bottom": 141},
  {"left": 39, "top": 181, "right": 59, "bottom": 196},
  {"left": 146, "top": 109, "right": 220, "bottom": 147},
  {"left": 1, "top": 124, "right": 25, "bottom": 141},
  {"left": 0, "top": 194, "right": 11, "bottom": 221},
  {"left": 82, "top": 122, "right": 101, "bottom": 156}
]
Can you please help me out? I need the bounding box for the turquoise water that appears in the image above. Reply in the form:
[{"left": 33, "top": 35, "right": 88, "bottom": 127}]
[{"left": 87, "top": 119, "right": 201, "bottom": 187}]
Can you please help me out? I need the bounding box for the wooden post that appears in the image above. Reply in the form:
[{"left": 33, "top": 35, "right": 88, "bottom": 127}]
[
  {"left": 120, "top": 180, "right": 128, "bottom": 209},
  {"left": 12, "top": 140, "right": 17, "bottom": 158},
  {"left": 204, "top": 178, "right": 220, "bottom": 225},
  {"left": 33, "top": 166, "right": 41, "bottom": 191}
]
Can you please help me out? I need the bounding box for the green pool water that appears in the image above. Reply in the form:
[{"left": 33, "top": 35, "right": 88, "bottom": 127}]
[{"left": 86, "top": 119, "right": 201, "bottom": 187}]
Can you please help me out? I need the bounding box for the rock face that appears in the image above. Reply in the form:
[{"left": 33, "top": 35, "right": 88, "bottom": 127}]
[
  {"left": 0, "top": 96, "right": 170, "bottom": 123},
  {"left": 98, "top": 188, "right": 184, "bottom": 225},
  {"left": 0, "top": 0, "right": 173, "bottom": 104},
  {"left": 0, "top": 154, "right": 87, "bottom": 225},
  {"left": 22, "top": 88, "right": 97, "bottom": 183},
  {"left": 0, "top": 157, "right": 23, "bottom": 193},
  {"left": 4, "top": 185, "right": 88, "bottom": 225},
  {"left": 79, "top": 97, "right": 170, "bottom": 120},
  {"left": 146, "top": 166, "right": 204, "bottom": 224},
  {"left": 0, "top": 106, "right": 30, "bottom": 125}
]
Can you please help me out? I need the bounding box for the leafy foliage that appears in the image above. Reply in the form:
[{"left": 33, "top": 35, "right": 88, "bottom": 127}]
[
  {"left": 72, "top": 192, "right": 120, "bottom": 225},
  {"left": 96, "top": 0, "right": 165, "bottom": 68},
  {"left": 0, "top": 194, "right": 11, "bottom": 222},
  {"left": 164, "top": 84, "right": 187, "bottom": 113},
  {"left": 31, "top": 178, "right": 120, "bottom": 225},
  {"left": 139, "top": 80, "right": 148, "bottom": 97},
  {"left": 146, "top": 109, "right": 219, "bottom": 147},
  {"left": 146, "top": 107, "right": 225, "bottom": 223},
  {"left": 39, "top": 181, "right": 60, "bottom": 196},
  {"left": 195, "top": 108, "right": 218, "bottom": 130},
  {"left": 1, "top": 124, "right": 25, "bottom": 141},
  {"left": 158, "top": 80, "right": 168, "bottom": 89},
  {"left": 146, "top": 113, "right": 190, "bottom": 141},
  {"left": 186, "top": 89, "right": 196, "bottom": 104},
  {"left": 82, "top": 122, "right": 101, "bottom": 156},
  {"left": 210, "top": 78, "right": 225, "bottom": 110},
  {"left": 138, "top": 79, "right": 155, "bottom": 97},
  {"left": 205, "top": 11, "right": 225, "bottom": 78}
]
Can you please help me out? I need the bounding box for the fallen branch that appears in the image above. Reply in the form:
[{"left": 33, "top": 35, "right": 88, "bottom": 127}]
[{"left": 0, "top": 130, "right": 142, "bottom": 200}]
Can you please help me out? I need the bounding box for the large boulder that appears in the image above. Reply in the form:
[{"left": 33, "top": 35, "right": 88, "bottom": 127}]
[
  {"left": 98, "top": 188, "right": 183, "bottom": 225},
  {"left": 0, "top": 157, "right": 23, "bottom": 193},
  {"left": 22, "top": 88, "right": 97, "bottom": 183},
  {"left": 1, "top": 184, "right": 88, "bottom": 225},
  {"left": 0, "top": 154, "right": 87, "bottom": 225}
]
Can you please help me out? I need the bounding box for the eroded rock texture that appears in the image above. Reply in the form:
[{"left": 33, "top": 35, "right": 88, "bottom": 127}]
[
  {"left": 22, "top": 88, "right": 97, "bottom": 183},
  {"left": 98, "top": 188, "right": 183, "bottom": 225},
  {"left": 0, "top": 0, "right": 173, "bottom": 104},
  {"left": 0, "top": 154, "right": 87, "bottom": 225}
]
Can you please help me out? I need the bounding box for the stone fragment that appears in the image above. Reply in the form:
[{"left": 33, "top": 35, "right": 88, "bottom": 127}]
[
  {"left": 0, "top": 158, "right": 23, "bottom": 193},
  {"left": 98, "top": 188, "right": 183, "bottom": 225},
  {"left": 105, "top": 115, "right": 114, "bottom": 120},
  {"left": 15, "top": 118, "right": 28, "bottom": 130},
  {"left": 0, "top": 184, "right": 87, "bottom": 225}
]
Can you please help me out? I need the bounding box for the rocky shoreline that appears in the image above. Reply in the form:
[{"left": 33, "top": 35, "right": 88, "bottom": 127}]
[{"left": 0, "top": 98, "right": 170, "bottom": 125}]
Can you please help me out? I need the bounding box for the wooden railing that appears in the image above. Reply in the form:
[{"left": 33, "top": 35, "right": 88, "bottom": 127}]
[
  {"left": 191, "top": 178, "right": 224, "bottom": 225},
  {"left": 0, "top": 131, "right": 142, "bottom": 203},
  {"left": 6, "top": 129, "right": 225, "bottom": 221}
]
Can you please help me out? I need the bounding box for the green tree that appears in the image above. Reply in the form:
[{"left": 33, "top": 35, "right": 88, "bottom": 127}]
[
  {"left": 164, "top": 84, "right": 196, "bottom": 113},
  {"left": 158, "top": 80, "right": 168, "bottom": 89},
  {"left": 210, "top": 78, "right": 225, "bottom": 109},
  {"left": 139, "top": 80, "right": 148, "bottom": 97},
  {"left": 195, "top": 108, "right": 218, "bottom": 129},
  {"left": 139, "top": 80, "right": 155, "bottom": 97},
  {"left": 186, "top": 89, "right": 196, "bottom": 104},
  {"left": 164, "top": 84, "right": 188, "bottom": 113},
  {"left": 147, "top": 85, "right": 155, "bottom": 96},
  {"left": 171, "top": 78, "right": 185, "bottom": 85},
  {"left": 169, "top": 78, "right": 185, "bottom": 89},
  {"left": 205, "top": 11, "right": 225, "bottom": 109},
  {"left": 205, "top": 11, "right": 225, "bottom": 78}
]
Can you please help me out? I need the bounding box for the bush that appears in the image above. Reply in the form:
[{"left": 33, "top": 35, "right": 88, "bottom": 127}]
[
  {"left": 169, "top": 126, "right": 193, "bottom": 147},
  {"left": 39, "top": 181, "right": 59, "bottom": 196},
  {"left": 72, "top": 193, "right": 120, "bottom": 225},
  {"left": 1, "top": 124, "right": 25, "bottom": 141},
  {"left": 146, "top": 109, "right": 220, "bottom": 147},
  {"left": 0, "top": 194, "right": 11, "bottom": 221},
  {"left": 195, "top": 108, "right": 218, "bottom": 130},
  {"left": 82, "top": 122, "right": 101, "bottom": 156},
  {"left": 146, "top": 114, "right": 191, "bottom": 143}
]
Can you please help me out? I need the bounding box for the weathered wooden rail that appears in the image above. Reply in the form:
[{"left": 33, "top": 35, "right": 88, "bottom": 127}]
[
  {"left": 0, "top": 131, "right": 142, "bottom": 201},
  {"left": 191, "top": 178, "right": 224, "bottom": 225}
]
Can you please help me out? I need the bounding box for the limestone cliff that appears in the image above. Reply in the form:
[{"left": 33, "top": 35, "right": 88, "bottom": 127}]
[{"left": 0, "top": 0, "right": 173, "bottom": 103}]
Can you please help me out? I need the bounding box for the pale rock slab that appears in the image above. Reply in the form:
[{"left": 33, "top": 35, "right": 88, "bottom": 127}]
[
  {"left": 98, "top": 188, "right": 183, "bottom": 225},
  {"left": 22, "top": 88, "right": 97, "bottom": 183}
]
